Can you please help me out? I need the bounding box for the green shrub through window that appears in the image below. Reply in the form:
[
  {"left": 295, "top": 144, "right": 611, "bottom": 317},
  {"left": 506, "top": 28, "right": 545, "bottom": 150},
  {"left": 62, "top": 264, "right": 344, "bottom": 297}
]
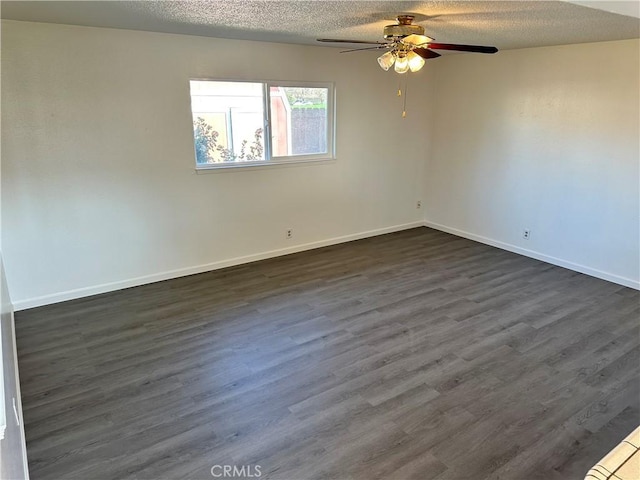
[{"left": 189, "top": 80, "right": 334, "bottom": 168}]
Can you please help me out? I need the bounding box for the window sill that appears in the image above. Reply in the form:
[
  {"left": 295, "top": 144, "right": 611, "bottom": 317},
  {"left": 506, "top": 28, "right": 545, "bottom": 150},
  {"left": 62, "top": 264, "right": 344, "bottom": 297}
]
[{"left": 195, "top": 157, "right": 336, "bottom": 174}]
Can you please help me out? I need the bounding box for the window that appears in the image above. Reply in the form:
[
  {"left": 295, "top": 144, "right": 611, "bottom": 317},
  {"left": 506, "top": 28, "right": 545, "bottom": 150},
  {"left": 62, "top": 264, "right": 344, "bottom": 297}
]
[{"left": 189, "top": 80, "right": 334, "bottom": 169}]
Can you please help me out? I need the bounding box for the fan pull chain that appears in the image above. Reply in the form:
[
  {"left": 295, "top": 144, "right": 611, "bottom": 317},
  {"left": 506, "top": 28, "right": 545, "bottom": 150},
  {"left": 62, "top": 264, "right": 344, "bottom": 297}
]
[
  {"left": 395, "top": 78, "right": 409, "bottom": 117},
  {"left": 402, "top": 76, "right": 408, "bottom": 118},
  {"left": 398, "top": 75, "right": 408, "bottom": 118}
]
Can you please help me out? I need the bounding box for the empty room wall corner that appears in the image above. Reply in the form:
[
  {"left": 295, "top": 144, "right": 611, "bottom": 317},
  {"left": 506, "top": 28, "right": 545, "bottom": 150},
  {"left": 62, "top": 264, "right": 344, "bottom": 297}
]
[
  {"left": 422, "top": 39, "right": 640, "bottom": 289},
  {"left": 423, "top": 220, "right": 639, "bottom": 290}
]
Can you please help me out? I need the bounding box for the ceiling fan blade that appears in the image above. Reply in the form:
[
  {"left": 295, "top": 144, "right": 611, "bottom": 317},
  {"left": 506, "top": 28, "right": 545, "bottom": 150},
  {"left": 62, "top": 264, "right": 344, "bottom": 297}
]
[
  {"left": 317, "top": 38, "right": 387, "bottom": 45},
  {"left": 340, "top": 46, "right": 387, "bottom": 53},
  {"left": 413, "top": 48, "right": 441, "bottom": 59},
  {"left": 427, "top": 43, "right": 498, "bottom": 54}
]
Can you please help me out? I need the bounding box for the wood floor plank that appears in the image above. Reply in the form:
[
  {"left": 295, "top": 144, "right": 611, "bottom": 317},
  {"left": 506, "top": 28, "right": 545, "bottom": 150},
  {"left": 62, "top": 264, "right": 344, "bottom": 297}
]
[{"left": 15, "top": 227, "right": 639, "bottom": 479}]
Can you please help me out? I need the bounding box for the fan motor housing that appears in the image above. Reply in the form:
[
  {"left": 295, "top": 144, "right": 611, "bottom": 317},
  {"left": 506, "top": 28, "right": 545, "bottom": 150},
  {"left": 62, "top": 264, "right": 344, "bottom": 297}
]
[{"left": 383, "top": 15, "right": 425, "bottom": 39}]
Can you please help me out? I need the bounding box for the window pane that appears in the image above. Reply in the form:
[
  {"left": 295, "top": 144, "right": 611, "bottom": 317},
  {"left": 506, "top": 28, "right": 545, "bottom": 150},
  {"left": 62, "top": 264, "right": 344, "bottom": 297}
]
[
  {"left": 190, "top": 81, "right": 265, "bottom": 164},
  {"left": 270, "top": 86, "right": 328, "bottom": 157}
]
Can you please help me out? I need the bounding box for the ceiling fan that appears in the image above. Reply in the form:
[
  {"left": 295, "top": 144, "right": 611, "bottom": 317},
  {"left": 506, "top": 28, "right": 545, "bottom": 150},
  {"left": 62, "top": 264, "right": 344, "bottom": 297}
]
[{"left": 318, "top": 15, "right": 498, "bottom": 74}]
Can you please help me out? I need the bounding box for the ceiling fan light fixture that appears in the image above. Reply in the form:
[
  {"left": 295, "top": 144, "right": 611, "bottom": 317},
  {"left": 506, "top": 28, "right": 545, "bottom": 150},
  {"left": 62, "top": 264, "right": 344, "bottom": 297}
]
[
  {"left": 319, "top": 13, "right": 499, "bottom": 77},
  {"left": 407, "top": 51, "right": 426, "bottom": 72},
  {"left": 377, "top": 51, "right": 396, "bottom": 71},
  {"left": 402, "top": 34, "right": 433, "bottom": 47},
  {"left": 394, "top": 55, "right": 409, "bottom": 74}
]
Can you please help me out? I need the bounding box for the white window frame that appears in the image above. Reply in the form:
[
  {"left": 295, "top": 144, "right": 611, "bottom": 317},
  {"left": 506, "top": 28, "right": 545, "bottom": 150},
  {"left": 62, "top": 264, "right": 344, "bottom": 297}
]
[{"left": 190, "top": 79, "right": 336, "bottom": 171}]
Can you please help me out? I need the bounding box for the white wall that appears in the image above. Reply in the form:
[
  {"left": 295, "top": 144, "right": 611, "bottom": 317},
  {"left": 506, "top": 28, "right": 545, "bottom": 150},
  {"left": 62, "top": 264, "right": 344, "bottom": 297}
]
[
  {"left": 1, "top": 20, "right": 434, "bottom": 309},
  {"left": 424, "top": 39, "right": 640, "bottom": 288},
  {"left": 3, "top": 22, "right": 637, "bottom": 308}
]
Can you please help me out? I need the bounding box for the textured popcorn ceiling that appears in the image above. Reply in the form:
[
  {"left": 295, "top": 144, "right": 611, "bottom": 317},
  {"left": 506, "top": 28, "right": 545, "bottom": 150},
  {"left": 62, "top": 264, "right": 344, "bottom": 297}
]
[{"left": 1, "top": 1, "right": 638, "bottom": 51}]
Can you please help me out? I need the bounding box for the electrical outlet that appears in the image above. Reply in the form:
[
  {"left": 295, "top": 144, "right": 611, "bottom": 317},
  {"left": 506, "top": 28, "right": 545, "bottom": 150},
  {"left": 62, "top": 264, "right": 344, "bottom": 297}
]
[
  {"left": 286, "top": 228, "right": 293, "bottom": 239},
  {"left": 416, "top": 201, "right": 422, "bottom": 209},
  {"left": 523, "top": 229, "right": 531, "bottom": 240}
]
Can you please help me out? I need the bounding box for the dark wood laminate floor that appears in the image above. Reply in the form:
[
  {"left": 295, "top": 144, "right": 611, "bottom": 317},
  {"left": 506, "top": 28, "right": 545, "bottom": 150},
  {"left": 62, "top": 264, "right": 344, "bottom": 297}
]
[{"left": 16, "top": 227, "right": 640, "bottom": 480}]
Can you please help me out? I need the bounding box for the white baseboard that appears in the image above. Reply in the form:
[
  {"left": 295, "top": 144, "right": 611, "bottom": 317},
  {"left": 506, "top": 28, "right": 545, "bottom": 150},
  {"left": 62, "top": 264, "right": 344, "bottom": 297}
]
[
  {"left": 13, "top": 219, "right": 637, "bottom": 310},
  {"left": 424, "top": 220, "right": 640, "bottom": 290},
  {"left": 12, "top": 221, "right": 424, "bottom": 311}
]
